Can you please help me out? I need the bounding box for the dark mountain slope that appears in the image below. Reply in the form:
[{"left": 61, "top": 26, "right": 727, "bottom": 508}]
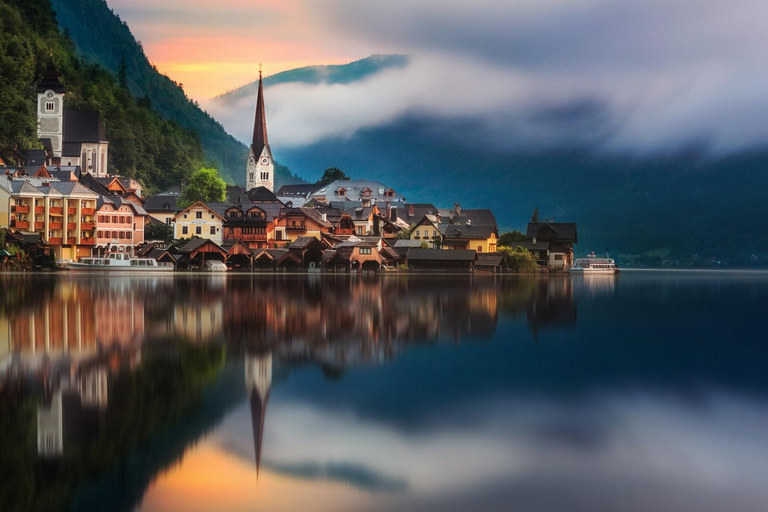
[{"left": 49, "top": 0, "right": 301, "bottom": 186}]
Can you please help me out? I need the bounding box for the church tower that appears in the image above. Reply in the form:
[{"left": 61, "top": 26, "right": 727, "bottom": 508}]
[
  {"left": 246, "top": 70, "right": 274, "bottom": 192},
  {"left": 36, "top": 63, "right": 66, "bottom": 157}
]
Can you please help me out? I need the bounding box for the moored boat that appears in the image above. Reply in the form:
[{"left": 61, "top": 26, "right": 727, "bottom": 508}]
[
  {"left": 68, "top": 252, "right": 174, "bottom": 271},
  {"left": 570, "top": 257, "right": 619, "bottom": 274}
]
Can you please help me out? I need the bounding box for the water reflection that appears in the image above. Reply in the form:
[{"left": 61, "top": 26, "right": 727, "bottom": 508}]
[{"left": 1, "top": 273, "right": 767, "bottom": 512}]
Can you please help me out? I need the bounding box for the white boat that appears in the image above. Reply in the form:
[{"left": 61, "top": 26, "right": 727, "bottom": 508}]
[
  {"left": 68, "top": 252, "right": 174, "bottom": 271},
  {"left": 570, "top": 257, "right": 619, "bottom": 274}
]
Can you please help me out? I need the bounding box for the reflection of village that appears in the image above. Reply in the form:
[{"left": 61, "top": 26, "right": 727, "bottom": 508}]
[{"left": 0, "top": 275, "right": 576, "bottom": 468}]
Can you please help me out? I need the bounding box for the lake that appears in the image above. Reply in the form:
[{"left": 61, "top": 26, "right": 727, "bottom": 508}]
[{"left": 1, "top": 271, "right": 767, "bottom": 512}]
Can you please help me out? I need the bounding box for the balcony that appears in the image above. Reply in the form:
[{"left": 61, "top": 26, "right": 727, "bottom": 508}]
[
  {"left": 48, "top": 237, "right": 63, "bottom": 245},
  {"left": 49, "top": 221, "right": 62, "bottom": 229},
  {"left": 67, "top": 222, "right": 76, "bottom": 230},
  {"left": 80, "top": 238, "right": 95, "bottom": 245},
  {"left": 81, "top": 222, "right": 95, "bottom": 230},
  {"left": 285, "top": 224, "right": 307, "bottom": 232},
  {"left": 34, "top": 206, "right": 44, "bottom": 214},
  {"left": 49, "top": 207, "right": 63, "bottom": 215},
  {"left": 81, "top": 208, "right": 95, "bottom": 215},
  {"left": 241, "top": 233, "right": 268, "bottom": 242},
  {"left": 67, "top": 237, "right": 77, "bottom": 245},
  {"left": 10, "top": 220, "right": 30, "bottom": 229},
  {"left": 67, "top": 208, "right": 76, "bottom": 215},
  {"left": 11, "top": 205, "right": 30, "bottom": 213},
  {"left": 34, "top": 222, "right": 44, "bottom": 230}
]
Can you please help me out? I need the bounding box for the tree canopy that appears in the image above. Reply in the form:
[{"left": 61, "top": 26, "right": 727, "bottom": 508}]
[
  {"left": 498, "top": 230, "right": 526, "bottom": 247},
  {"left": 178, "top": 167, "right": 227, "bottom": 208},
  {"left": 317, "top": 167, "right": 350, "bottom": 186}
]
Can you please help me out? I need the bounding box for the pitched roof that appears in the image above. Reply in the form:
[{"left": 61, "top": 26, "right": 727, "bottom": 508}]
[
  {"left": 251, "top": 72, "right": 269, "bottom": 153},
  {"left": 311, "top": 180, "right": 405, "bottom": 203},
  {"left": 440, "top": 223, "right": 496, "bottom": 240},
  {"left": 394, "top": 239, "right": 423, "bottom": 248},
  {"left": 276, "top": 184, "right": 322, "bottom": 196},
  {"left": 36, "top": 63, "right": 65, "bottom": 93},
  {"left": 63, "top": 110, "right": 106, "bottom": 143},
  {"left": 246, "top": 186, "right": 281, "bottom": 203},
  {"left": 177, "top": 238, "right": 222, "bottom": 253},
  {"left": 61, "top": 142, "right": 82, "bottom": 157},
  {"left": 143, "top": 194, "right": 180, "bottom": 212},
  {"left": 289, "top": 236, "right": 321, "bottom": 249},
  {"left": 526, "top": 223, "right": 578, "bottom": 243},
  {"left": 406, "top": 248, "right": 477, "bottom": 261},
  {"left": 476, "top": 253, "right": 507, "bottom": 266}
]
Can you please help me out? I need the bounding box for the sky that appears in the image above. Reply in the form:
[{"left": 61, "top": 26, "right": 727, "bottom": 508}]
[{"left": 108, "top": 0, "right": 768, "bottom": 154}]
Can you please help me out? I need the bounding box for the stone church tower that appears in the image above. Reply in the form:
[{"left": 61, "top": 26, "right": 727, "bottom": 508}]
[
  {"left": 245, "top": 71, "right": 274, "bottom": 192},
  {"left": 36, "top": 63, "right": 66, "bottom": 157}
]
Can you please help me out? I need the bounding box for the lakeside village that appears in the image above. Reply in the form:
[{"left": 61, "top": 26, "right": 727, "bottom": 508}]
[{"left": 0, "top": 66, "right": 579, "bottom": 273}]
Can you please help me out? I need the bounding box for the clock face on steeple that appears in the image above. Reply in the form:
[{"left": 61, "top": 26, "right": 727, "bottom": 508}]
[
  {"left": 249, "top": 156, "right": 254, "bottom": 164},
  {"left": 261, "top": 157, "right": 269, "bottom": 165}
]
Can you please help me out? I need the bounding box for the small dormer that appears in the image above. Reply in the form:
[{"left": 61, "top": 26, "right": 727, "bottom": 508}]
[
  {"left": 226, "top": 206, "right": 244, "bottom": 219},
  {"left": 361, "top": 187, "right": 372, "bottom": 197},
  {"left": 246, "top": 206, "right": 265, "bottom": 219},
  {"left": 336, "top": 187, "right": 347, "bottom": 197}
]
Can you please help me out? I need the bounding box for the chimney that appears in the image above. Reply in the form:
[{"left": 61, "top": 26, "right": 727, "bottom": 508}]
[
  {"left": 321, "top": 213, "right": 327, "bottom": 222},
  {"left": 466, "top": 219, "right": 471, "bottom": 226},
  {"left": 533, "top": 237, "right": 537, "bottom": 245},
  {"left": 390, "top": 205, "right": 397, "bottom": 221},
  {"left": 408, "top": 204, "right": 414, "bottom": 217},
  {"left": 454, "top": 203, "right": 461, "bottom": 216}
]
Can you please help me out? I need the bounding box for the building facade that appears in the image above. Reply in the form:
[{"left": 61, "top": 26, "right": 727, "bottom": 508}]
[{"left": 172, "top": 202, "right": 225, "bottom": 244}]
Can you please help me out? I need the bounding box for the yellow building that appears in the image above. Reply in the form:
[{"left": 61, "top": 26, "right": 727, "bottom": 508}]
[
  {"left": 410, "top": 207, "right": 499, "bottom": 253},
  {"left": 0, "top": 178, "right": 99, "bottom": 259},
  {"left": 172, "top": 201, "right": 225, "bottom": 244}
]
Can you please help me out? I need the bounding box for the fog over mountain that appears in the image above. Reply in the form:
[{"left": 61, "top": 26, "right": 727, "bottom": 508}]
[{"left": 207, "top": 0, "right": 768, "bottom": 155}]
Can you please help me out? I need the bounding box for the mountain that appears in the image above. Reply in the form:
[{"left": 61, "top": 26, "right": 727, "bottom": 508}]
[
  {"left": 0, "top": 0, "right": 204, "bottom": 193},
  {"left": 213, "top": 54, "right": 409, "bottom": 104},
  {"left": 48, "top": 0, "right": 301, "bottom": 187}
]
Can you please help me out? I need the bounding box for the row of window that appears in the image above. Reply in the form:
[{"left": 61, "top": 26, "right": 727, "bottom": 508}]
[
  {"left": 414, "top": 229, "right": 439, "bottom": 237},
  {"left": 97, "top": 231, "right": 133, "bottom": 239},
  {"left": 97, "top": 215, "right": 131, "bottom": 223},
  {"left": 182, "top": 226, "right": 216, "bottom": 235}
]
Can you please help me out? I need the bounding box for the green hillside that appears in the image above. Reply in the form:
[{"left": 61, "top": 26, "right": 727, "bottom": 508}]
[
  {"left": 49, "top": 0, "right": 301, "bottom": 187},
  {"left": 0, "top": 0, "right": 203, "bottom": 193}
]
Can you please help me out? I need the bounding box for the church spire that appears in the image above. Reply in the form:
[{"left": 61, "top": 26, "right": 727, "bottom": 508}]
[
  {"left": 246, "top": 65, "right": 274, "bottom": 192},
  {"left": 251, "top": 67, "right": 268, "bottom": 151}
]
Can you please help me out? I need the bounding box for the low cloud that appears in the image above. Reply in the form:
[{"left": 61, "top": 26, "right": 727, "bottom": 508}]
[{"left": 203, "top": 0, "right": 768, "bottom": 155}]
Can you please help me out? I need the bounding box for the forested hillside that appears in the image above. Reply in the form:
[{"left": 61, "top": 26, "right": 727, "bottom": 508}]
[
  {"left": 0, "top": 0, "right": 203, "bottom": 193},
  {"left": 49, "top": 0, "right": 301, "bottom": 187}
]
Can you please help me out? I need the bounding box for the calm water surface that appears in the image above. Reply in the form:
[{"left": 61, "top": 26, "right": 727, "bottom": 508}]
[{"left": 1, "top": 272, "right": 767, "bottom": 512}]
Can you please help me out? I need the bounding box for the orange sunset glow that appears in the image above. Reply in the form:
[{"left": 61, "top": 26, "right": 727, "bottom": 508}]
[
  {"left": 138, "top": 443, "right": 375, "bottom": 512},
  {"left": 107, "top": 0, "right": 380, "bottom": 100}
]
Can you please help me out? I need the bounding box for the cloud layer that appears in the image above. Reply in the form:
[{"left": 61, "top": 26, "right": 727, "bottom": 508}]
[{"left": 200, "top": 0, "right": 768, "bottom": 154}]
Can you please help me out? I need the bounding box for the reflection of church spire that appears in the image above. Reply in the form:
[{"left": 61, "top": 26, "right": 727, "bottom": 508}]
[{"left": 245, "top": 351, "right": 272, "bottom": 476}]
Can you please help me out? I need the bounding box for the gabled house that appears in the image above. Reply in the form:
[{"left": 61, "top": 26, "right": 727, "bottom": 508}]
[
  {"left": 274, "top": 207, "right": 333, "bottom": 244},
  {"left": 222, "top": 204, "right": 271, "bottom": 250},
  {"left": 288, "top": 236, "right": 326, "bottom": 270},
  {"left": 94, "top": 196, "right": 147, "bottom": 255},
  {"left": 525, "top": 222, "right": 578, "bottom": 269},
  {"left": 323, "top": 242, "right": 382, "bottom": 272},
  {"left": 172, "top": 202, "right": 226, "bottom": 244},
  {"left": 410, "top": 215, "right": 442, "bottom": 248}
]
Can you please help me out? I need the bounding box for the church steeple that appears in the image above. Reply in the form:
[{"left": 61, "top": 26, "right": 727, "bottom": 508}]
[
  {"left": 246, "top": 67, "right": 274, "bottom": 192},
  {"left": 252, "top": 69, "right": 268, "bottom": 150}
]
